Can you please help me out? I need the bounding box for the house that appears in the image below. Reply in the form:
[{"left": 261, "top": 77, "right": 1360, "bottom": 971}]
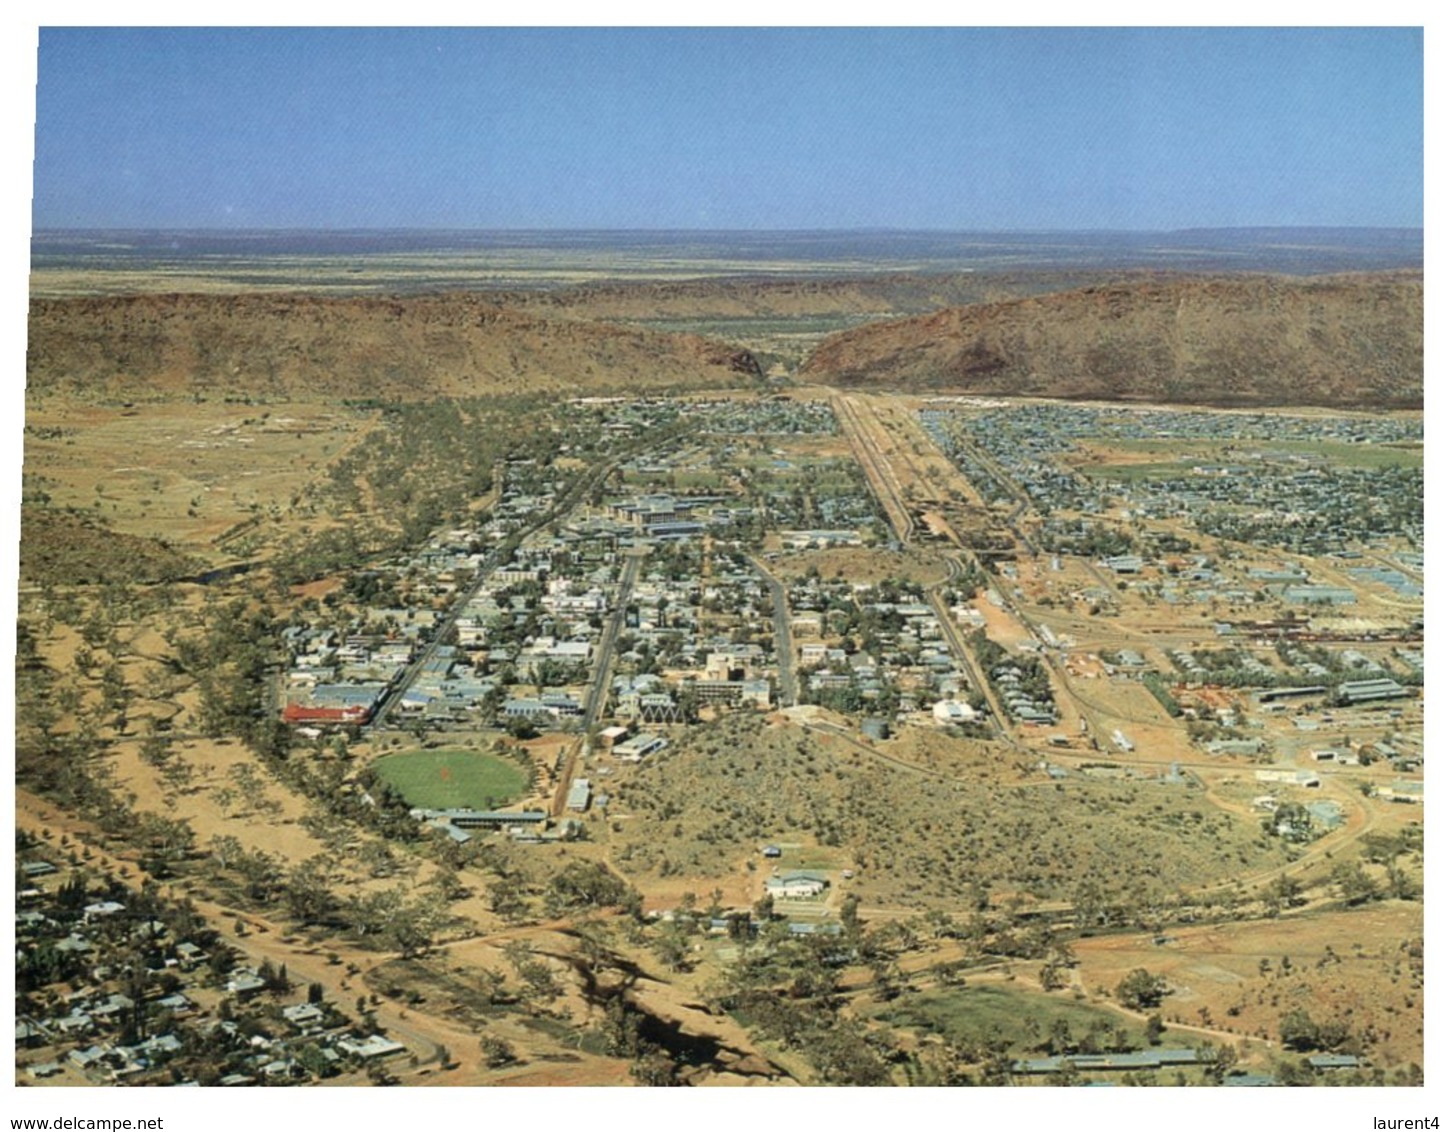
[
  {"left": 1378, "top": 780, "right": 1423, "bottom": 804},
  {"left": 932, "top": 700, "right": 979, "bottom": 726},
  {"left": 69, "top": 1045, "right": 107, "bottom": 1070},
  {"left": 16, "top": 1018, "right": 48, "bottom": 1048},
  {"left": 282, "top": 1003, "right": 325, "bottom": 1029},
  {"left": 1256, "top": 768, "right": 1320, "bottom": 788},
  {"left": 335, "top": 1034, "right": 406, "bottom": 1060},
  {"left": 174, "top": 941, "right": 206, "bottom": 969},
  {"left": 155, "top": 992, "right": 196, "bottom": 1016},
  {"left": 226, "top": 971, "right": 267, "bottom": 998},
  {"left": 262, "top": 1058, "right": 299, "bottom": 1080},
  {"left": 613, "top": 733, "right": 668, "bottom": 761},
  {"left": 766, "top": 872, "right": 828, "bottom": 899}
]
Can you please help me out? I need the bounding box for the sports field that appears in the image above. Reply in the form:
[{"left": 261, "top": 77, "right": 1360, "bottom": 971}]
[{"left": 371, "top": 749, "right": 530, "bottom": 810}]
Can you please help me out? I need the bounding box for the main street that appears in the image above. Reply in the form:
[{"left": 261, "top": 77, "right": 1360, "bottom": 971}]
[
  {"left": 550, "top": 547, "right": 645, "bottom": 815},
  {"left": 581, "top": 548, "right": 646, "bottom": 735},
  {"left": 750, "top": 554, "right": 797, "bottom": 707}
]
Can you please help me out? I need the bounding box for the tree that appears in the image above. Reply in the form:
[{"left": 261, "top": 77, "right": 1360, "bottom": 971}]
[
  {"left": 1265, "top": 801, "right": 1313, "bottom": 842},
  {"left": 1331, "top": 861, "right": 1379, "bottom": 906},
  {"left": 1278, "top": 1008, "right": 1321, "bottom": 1052},
  {"left": 1039, "top": 957, "right": 1069, "bottom": 991},
  {"left": 1046, "top": 1017, "right": 1074, "bottom": 1055},
  {"left": 1201, "top": 1042, "right": 1238, "bottom": 1083},
  {"left": 595, "top": 996, "right": 645, "bottom": 1058},
  {"left": 1115, "top": 968, "right": 1170, "bottom": 1010},
  {"left": 159, "top": 757, "right": 196, "bottom": 796},
  {"left": 630, "top": 1049, "right": 678, "bottom": 1087},
  {"left": 488, "top": 880, "right": 530, "bottom": 924},
  {"left": 479, "top": 1035, "right": 517, "bottom": 1068},
  {"left": 1268, "top": 873, "right": 1303, "bottom": 911},
  {"left": 1385, "top": 859, "right": 1420, "bottom": 901},
  {"left": 140, "top": 729, "right": 172, "bottom": 767},
  {"left": 542, "top": 860, "right": 639, "bottom": 917},
  {"left": 652, "top": 923, "right": 692, "bottom": 973},
  {"left": 503, "top": 941, "right": 559, "bottom": 1002},
  {"left": 1144, "top": 1013, "right": 1165, "bottom": 1046},
  {"left": 286, "top": 856, "right": 342, "bottom": 924}
]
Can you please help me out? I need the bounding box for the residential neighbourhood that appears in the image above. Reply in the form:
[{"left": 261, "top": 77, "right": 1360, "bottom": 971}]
[{"left": 15, "top": 848, "right": 407, "bottom": 1086}]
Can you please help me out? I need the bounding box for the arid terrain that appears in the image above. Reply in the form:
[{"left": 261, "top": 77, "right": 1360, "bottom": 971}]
[{"left": 15, "top": 233, "right": 1424, "bottom": 1089}]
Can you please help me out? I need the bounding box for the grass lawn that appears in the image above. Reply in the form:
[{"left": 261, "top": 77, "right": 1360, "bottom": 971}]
[
  {"left": 868, "top": 984, "right": 1143, "bottom": 1055},
  {"left": 371, "top": 749, "right": 530, "bottom": 810}
]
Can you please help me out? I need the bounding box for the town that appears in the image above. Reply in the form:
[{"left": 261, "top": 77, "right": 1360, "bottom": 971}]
[{"left": 17, "top": 387, "right": 1422, "bottom": 1087}]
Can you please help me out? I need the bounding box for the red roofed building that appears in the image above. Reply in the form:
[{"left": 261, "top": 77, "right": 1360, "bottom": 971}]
[{"left": 282, "top": 703, "right": 372, "bottom": 726}]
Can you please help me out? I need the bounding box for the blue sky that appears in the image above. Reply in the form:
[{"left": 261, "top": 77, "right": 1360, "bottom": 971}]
[{"left": 31, "top": 27, "right": 1424, "bottom": 230}]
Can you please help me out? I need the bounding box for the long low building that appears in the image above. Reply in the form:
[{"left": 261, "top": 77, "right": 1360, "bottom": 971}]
[
  {"left": 282, "top": 702, "right": 372, "bottom": 726},
  {"left": 566, "top": 778, "right": 592, "bottom": 812},
  {"left": 1280, "top": 584, "right": 1357, "bottom": 605},
  {"left": 1012, "top": 1048, "right": 1205, "bottom": 1075},
  {"left": 1335, "top": 677, "right": 1412, "bottom": 705},
  {"left": 1256, "top": 684, "right": 1328, "bottom": 703},
  {"left": 766, "top": 871, "right": 828, "bottom": 899},
  {"left": 413, "top": 808, "right": 549, "bottom": 829}
]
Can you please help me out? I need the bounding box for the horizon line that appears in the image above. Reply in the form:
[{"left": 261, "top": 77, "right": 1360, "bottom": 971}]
[{"left": 31, "top": 224, "right": 1425, "bottom": 236}]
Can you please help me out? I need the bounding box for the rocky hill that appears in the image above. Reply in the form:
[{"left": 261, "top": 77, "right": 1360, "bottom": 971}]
[
  {"left": 494, "top": 271, "right": 1146, "bottom": 321},
  {"left": 26, "top": 292, "right": 761, "bottom": 402},
  {"left": 801, "top": 274, "right": 1423, "bottom": 409}
]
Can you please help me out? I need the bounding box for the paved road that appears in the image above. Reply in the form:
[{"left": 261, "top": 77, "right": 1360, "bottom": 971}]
[
  {"left": 750, "top": 554, "right": 797, "bottom": 707},
  {"left": 581, "top": 549, "right": 645, "bottom": 734},
  {"left": 366, "top": 544, "right": 507, "bottom": 732},
  {"left": 927, "top": 581, "right": 1007, "bottom": 741},
  {"left": 552, "top": 549, "right": 645, "bottom": 815}
]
